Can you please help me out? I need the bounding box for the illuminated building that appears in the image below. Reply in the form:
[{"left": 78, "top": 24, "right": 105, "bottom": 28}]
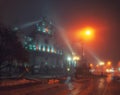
[{"left": 17, "top": 17, "right": 75, "bottom": 77}]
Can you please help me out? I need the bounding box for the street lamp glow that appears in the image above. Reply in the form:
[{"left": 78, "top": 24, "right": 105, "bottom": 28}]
[
  {"left": 76, "top": 27, "right": 95, "bottom": 41},
  {"left": 99, "top": 61, "right": 105, "bottom": 66},
  {"left": 90, "top": 63, "right": 93, "bottom": 67},
  {"left": 67, "top": 68, "right": 70, "bottom": 71},
  {"left": 118, "top": 67, "right": 120, "bottom": 71},
  {"left": 73, "top": 56, "right": 80, "bottom": 61},
  {"left": 67, "top": 56, "right": 72, "bottom": 61},
  {"left": 75, "top": 27, "right": 95, "bottom": 42},
  {"left": 84, "top": 28, "right": 94, "bottom": 41},
  {"left": 85, "top": 30, "right": 91, "bottom": 35},
  {"left": 107, "top": 61, "right": 112, "bottom": 66}
]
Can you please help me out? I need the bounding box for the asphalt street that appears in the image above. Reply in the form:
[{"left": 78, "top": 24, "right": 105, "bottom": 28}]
[{"left": 0, "top": 75, "right": 120, "bottom": 95}]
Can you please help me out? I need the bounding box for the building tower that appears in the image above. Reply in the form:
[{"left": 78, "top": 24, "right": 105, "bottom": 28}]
[{"left": 21, "top": 17, "right": 69, "bottom": 77}]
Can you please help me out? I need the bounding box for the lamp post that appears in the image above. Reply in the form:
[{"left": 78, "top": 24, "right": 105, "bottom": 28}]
[
  {"left": 81, "top": 40, "right": 84, "bottom": 59},
  {"left": 77, "top": 27, "right": 94, "bottom": 55},
  {"left": 99, "top": 61, "right": 105, "bottom": 75},
  {"left": 80, "top": 28, "right": 94, "bottom": 60},
  {"left": 75, "top": 27, "right": 95, "bottom": 76}
]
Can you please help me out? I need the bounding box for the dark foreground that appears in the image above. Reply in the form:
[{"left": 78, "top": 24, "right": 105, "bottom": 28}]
[{"left": 0, "top": 75, "right": 120, "bottom": 95}]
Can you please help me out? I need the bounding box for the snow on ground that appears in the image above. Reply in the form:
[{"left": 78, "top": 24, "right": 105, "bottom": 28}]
[
  {"left": 0, "top": 79, "right": 36, "bottom": 87},
  {"left": 0, "top": 78, "right": 60, "bottom": 87}
]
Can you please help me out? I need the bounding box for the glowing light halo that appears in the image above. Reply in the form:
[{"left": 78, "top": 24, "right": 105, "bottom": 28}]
[{"left": 75, "top": 27, "right": 95, "bottom": 41}]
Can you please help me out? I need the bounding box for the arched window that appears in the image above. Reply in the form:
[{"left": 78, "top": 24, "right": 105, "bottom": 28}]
[
  {"left": 33, "top": 44, "right": 36, "bottom": 51},
  {"left": 42, "top": 45, "right": 45, "bottom": 51},
  {"left": 47, "top": 46, "right": 50, "bottom": 52},
  {"left": 29, "top": 44, "right": 33, "bottom": 50},
  {"left": 37, "top": 27, "right": 41, "bottom": 31},
  {"left": 51, "top": 47, "right": 54, "bottom": 53}
]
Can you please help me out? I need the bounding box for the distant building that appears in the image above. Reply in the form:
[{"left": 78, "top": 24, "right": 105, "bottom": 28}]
[{"left": 17, "top": 17, "right": 76, "bottom": 77}]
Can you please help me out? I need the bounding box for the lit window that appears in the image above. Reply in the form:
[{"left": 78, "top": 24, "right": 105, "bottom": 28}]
[
  {"left": 33, "top": 44, "right": 36, "bottom": 51},
  {"left": 39, "top": 45, "right": 41, "bottom": 51},
  {"left": 42, "top": 45, "right": 45, "bottom": 51},
  {"left": 43, "top": 28, "right": 46, "bottom": 32},
  {"left": 33, "top": 45, "right": 36, "bottom": 48},
  {"left": 47, "top": 46, "right": 50, "bottom": 52},
  {"left": 51, "top": 47, "right": 54, "bottom": 53},
  {"left": 29, "top": 47, "right": 32, "bottom": 50},
  {"left": 33, "top": 47, "right": 36, "bottom": 51},
  {"left": 29, "top": 44, "right": 32, "bottom": 50}
]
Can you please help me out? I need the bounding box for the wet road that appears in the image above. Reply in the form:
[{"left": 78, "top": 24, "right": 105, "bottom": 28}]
[
  {"left": 69, "top": 75, "right": 120, "bottom": 95},
  {"left": 0, "top": 75, "right": 120, "bottom": 95}
]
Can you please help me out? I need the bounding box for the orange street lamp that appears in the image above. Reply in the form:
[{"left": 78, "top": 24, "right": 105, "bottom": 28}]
[
  {"left": 73, "top": 56, "right": 80, "bottom": 61},
  {"left": 107, "top": 61, "right": 112, "bottom": 66},
  {"left": 90, "top": 63, "right": 94, "bottom": 68},
  {"left": 75, "top": 27, "right": 95, "bottom": 41},
  {"left": 85, "top": 30, "right": 91, "bottom": 35},
  {"left": 75, "top": 27, "right": 95, "bottom": 57},
  {"left": 80, "top": 27, "right": 95, "bottom": 41},
  {"left": 99, "top": 61, "right": 105, "bottom": 66}
]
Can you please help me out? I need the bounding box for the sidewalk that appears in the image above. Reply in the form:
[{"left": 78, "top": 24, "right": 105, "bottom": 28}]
[
  {"left": 0, "top": 75, "right": 92, "bottom": 89},
  {"left": 0, "top": 78, "right": 61, "bottom": 90},
  {"left": 0, "top": 78, "right": 39, "bottom": 87}
]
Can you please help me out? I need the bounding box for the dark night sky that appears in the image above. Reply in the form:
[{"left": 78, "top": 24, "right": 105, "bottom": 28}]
[{"left": 0, "top": 0, "right": 120, "bottom": 65}]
